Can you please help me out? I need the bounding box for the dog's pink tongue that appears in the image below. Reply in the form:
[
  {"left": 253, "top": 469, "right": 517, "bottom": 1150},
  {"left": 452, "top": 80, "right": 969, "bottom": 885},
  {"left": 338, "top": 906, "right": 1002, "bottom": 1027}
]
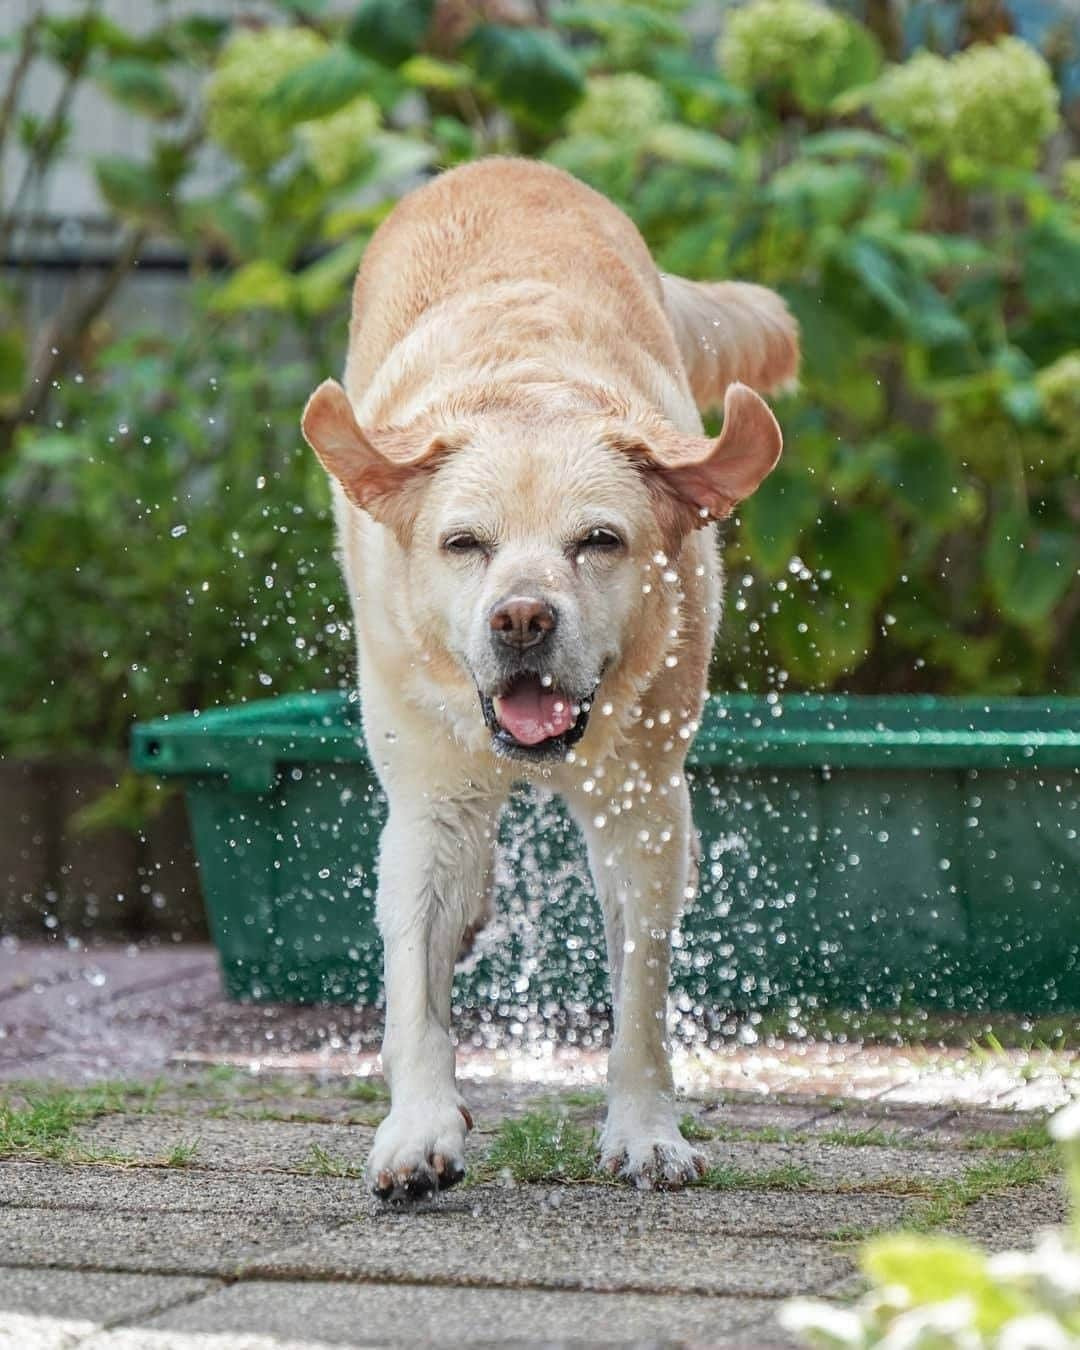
[{"left": 494, "top": 682, "right": 575, "bottom": 746}]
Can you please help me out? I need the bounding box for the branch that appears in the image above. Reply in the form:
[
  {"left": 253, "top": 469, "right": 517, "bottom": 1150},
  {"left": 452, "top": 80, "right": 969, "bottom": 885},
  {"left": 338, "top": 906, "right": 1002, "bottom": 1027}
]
[
  {"left": 0, "top": 0, "right": 103, "bottom": 262},
  {"left": 6, "top": 224, "right": 147, "bottom": 435},
  {"left": 0, "top": 3, "right": 43, "bottom": 159}
]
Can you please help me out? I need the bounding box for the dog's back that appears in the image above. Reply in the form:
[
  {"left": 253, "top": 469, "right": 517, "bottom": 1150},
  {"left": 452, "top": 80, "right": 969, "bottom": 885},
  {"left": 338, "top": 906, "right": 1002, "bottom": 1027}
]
[
  {"left": 344, "top": 159, "right": 682, "bottom": 412},
  {"left": 342, "top": 159, "right": 796, "bottom": 427}
]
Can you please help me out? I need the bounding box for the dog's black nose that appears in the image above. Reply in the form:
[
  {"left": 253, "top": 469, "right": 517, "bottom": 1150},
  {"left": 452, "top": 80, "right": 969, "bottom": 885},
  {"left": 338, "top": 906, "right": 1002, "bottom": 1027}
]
[{"left": 489, "top": 596, "right": 557, "bottom": 650}]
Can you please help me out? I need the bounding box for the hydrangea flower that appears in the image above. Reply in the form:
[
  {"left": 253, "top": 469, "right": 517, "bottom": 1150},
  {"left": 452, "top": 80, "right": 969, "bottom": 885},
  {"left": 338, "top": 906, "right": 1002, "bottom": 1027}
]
[
  {"left": 948, "top": 38, "right": 1059, "bottom": 172},
  {"left": 207, "top": 26, "right": 328, "bottom": 172},
  {"left": 870, "top": 38, "right": 1059, "bottom": 177},
  {"left": 298, "top": 97, "right": 380, "bottom": 187},
  {"left": 869, "top": 50, "right": 956, "bottom": 160},
  {"left": 718, "top": 0, "right": 878, "bottom": 114},
  {"left": 1036, "top": 353, "right": 1080, "bottom": 458},
  {"left": 567, "top": 74, "right": 667, "bottom": 148}
]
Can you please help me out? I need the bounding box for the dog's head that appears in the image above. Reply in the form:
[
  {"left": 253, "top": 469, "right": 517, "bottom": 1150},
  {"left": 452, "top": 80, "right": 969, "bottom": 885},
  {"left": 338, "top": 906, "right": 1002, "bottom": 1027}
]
[{"left": 302, "top": 380, "right": 781, "bottom": 761}]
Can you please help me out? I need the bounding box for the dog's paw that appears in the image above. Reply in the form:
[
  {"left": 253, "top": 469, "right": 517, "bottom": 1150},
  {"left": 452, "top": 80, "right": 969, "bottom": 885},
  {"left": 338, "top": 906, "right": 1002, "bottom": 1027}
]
[
  {"left": 599, "top": 1105, "right": 707, "bottom": 1190},
  {"left": 367, "top": 1100, "right": 473, "bottom": 1203}
]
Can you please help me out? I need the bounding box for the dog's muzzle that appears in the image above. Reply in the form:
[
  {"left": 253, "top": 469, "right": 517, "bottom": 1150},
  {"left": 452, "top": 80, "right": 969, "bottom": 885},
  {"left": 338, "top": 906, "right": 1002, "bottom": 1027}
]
[{"left": 478, "top": 672, "right": 595, "bottom": 762}]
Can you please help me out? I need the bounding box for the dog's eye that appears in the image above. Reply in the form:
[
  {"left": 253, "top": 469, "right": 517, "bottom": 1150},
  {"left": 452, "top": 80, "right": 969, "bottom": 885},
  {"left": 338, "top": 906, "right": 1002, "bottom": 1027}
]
[
  {"left": 442, "top": 532, "right": 486, "bottom": 554},
  {"left": 579, "top": 528, "right": 623, "bottom": 551}
]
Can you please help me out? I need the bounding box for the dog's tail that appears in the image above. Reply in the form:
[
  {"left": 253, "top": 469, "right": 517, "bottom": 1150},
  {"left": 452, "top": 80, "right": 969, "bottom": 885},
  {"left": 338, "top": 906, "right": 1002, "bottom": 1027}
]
[{"left": 661, "top": 273, "right": 800, "bottom": 412}]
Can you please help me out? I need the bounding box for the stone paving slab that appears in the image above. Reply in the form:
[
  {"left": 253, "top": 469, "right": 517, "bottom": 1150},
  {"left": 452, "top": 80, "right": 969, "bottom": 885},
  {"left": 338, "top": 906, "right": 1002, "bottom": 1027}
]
[
  {"left": 60, "top": 1328, "right": 347, "bottom": 1350},
  {"left": 0, "top": 1268, "right": 219, "bottom": 1326},
  {"left": 70, "top": 1110, "right": 1006, "bottom": 1191},
  {"left": 145, "top": 1095, "right": 386, "bottom": 1127},
  {"left": 0, "top": 1162, "right": 912, "bottom": 1239},
  {"left": 73, "top": 1116, "right": 377, "bottom": 1173},
  {"left": 698, "top": 1137, "right": 993, "bottom": 1187},
  {"left": 143, "top": 1278, "right": 790, "bottom": 1347},
  {"left": 242, "top": 1193, "right": 855, "bottom": 1298},
  {"left": 0, "top": 942, "right": 1071, "bottom": 1347},
  {"left": 0, "top": 1206, "right": 340, "bottom": 1278},
  {"left": 698, "top": 1100, "right": 825, "bottom": 1133},
  {"left": 952, "top": 1179, "right": 1068, "bottom": 1248},
  {"left": 0, "top": 1163, "right": 370, "bottom": 1221}
]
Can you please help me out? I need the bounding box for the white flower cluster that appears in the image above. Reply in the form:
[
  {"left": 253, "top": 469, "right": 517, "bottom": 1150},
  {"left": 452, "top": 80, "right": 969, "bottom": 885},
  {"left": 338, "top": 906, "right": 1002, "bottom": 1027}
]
[
  {"left": 207, "top": 27, "right": 380, "bottom": 184},
  {"left": 567, "top": 74, "right": 668, "bottom": 148},
  {"left": 870, "top": 37, "right": 1059, "bottom": 175},
  {"left": 298, "top": 97, "right": 379, "bottom": 187},
  {"left": 718, "top": 0, "right": 875, "bottom": 113},
  {"left": 779, "top": 1097, "right": 1080, "bottom": 1348},
  {"left": 207, "top": 27, "right": 329, "bottom": 172}
]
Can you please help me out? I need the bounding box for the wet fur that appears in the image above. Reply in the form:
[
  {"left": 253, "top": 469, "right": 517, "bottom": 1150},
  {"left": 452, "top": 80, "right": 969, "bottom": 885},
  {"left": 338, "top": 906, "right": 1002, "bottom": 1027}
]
[{"left": 301, "top": 158, "right": 798, "bottom": 1199}]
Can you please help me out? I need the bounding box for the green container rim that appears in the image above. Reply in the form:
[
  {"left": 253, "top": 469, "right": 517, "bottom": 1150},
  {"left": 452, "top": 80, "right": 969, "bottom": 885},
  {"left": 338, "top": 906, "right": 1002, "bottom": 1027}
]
[{"left": 131, "top": 691, "right": 1080, "bottom": 792}]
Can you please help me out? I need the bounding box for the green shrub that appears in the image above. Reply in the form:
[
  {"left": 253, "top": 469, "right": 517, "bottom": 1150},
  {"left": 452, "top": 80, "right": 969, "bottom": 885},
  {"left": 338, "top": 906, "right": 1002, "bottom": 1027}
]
[{"left": 1, "top": 0, "right": 1077, "bottom": 776}]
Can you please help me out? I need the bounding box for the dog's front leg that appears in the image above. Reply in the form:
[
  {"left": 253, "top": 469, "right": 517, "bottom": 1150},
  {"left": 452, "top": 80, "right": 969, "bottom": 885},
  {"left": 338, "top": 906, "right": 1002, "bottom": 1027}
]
[
  {"left": 570, "top": 774, "right": 706, "bottom": 1189},
  {"left": 367, "top": 795, "right": 497, "bottom": 1202}
]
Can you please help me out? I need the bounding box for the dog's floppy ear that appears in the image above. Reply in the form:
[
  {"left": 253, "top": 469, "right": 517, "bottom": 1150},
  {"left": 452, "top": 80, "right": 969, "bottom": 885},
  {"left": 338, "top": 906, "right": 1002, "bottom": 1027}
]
[
  {"left": 301, "top": 379, "right": 447, "bottom": 535},
  {"left": 631, "top": 383, "right": 783, "bottom": 552}
]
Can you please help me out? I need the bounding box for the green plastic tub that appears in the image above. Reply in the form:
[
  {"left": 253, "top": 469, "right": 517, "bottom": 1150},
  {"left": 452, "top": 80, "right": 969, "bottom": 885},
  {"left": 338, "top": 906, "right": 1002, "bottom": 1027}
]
[{"left": 131, "top": 693, "right": 1080, "bottom": 1013}]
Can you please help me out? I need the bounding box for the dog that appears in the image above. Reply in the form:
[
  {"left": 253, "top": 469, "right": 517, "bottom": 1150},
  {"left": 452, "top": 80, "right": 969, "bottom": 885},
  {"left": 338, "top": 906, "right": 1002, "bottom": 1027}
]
[{"left": 301, "top": 158, "right": 798, "bottom": 1200}]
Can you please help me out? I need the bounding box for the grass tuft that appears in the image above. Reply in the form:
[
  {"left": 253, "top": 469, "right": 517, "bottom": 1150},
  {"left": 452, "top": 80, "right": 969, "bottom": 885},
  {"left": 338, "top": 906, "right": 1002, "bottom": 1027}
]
[
  {"left": 162, "top": 1139, "right": 201, "bottom": 1167},
  {"left": 959, "top": 1121, "right": 1052, "bottom": 1152},
  {"left": 472, "top": 1111, "right": 599, "bottom": 1184},
  {"left": 903, "top": 1152, "right": 1060, "bottom": 1233},
  {"left": 693, "top": 1161, "right": 817, "bottom": 1191},
  {"left": 0, "top": 1084, "right": 128, "bottom": 1161},
  {"left": 299, "top": 1143, "right": 365, "bottom": 1179},
  {"left": 342, "top": 1079, "right": 389, "bottom": 1103},
  {"left": 815, "top": 1126, "right": 906, "bottom": 1149},
  {"left": 558, "top": 1089, "right": 606, "bottom": 1110},
  {"left": 678, "top": 1113, "right": 715, "bottom": 1142}
]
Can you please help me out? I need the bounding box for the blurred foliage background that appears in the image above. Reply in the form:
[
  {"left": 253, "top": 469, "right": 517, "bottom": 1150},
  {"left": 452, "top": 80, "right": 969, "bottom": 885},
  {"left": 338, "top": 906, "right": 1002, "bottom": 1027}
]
[{"left": 2, "top": 0, "right": 1079, "bottom": 785}]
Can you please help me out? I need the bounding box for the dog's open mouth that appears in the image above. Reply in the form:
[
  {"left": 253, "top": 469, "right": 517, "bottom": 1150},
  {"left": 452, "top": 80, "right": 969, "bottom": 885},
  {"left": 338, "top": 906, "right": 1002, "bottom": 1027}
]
[{"left": 480, "top": 674, "right": 591, "bottom": 759}]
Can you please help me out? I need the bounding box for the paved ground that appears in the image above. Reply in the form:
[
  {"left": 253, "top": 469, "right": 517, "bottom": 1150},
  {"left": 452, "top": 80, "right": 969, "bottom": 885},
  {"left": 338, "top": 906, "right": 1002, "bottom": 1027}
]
[{"left": 0, "top": 942, "right": 1074, "bottom": 1349}]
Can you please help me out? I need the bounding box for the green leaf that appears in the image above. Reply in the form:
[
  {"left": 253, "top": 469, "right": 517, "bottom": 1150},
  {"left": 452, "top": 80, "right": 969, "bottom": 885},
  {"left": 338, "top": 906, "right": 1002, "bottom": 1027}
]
[
  {"left": 554, "top": 3, "right": 687, "bottom": 50},
  {"left": 347, "top": 0, "right": 434, "bottom": 68},
  {"left": 767, "top": 588, "right": 875, "bottom": 686},
  {"left": 836, "top": 236, "right": 969, "bottom": 348},
  {"left": 644, "top": 124, "right": 736, "bottom": 173},
  {"left": 357, "top": 130, "right": 436, "bottom": 188},
  {"left": 209, "top": 261, "right": 294, "bottom": 314},
  {"left": 0, "top": 329, "right": 26, "bottom": 412},
  {"left": 808, "top": 506, "right": 897, "bottom": 605},
  {"left": 768, "top": 160, "right": 867, "bottom": 226},
  {"left": 94, "top": 57, "right": 182, "bottom": 119},
  {"left": 799, "top": 128, "right": 903, "bottom": 163},
  {"left": 1022, "top": 216, "right": 1080, "bottom": 313},
  {"left": 462, "top": 24, "right": 584, "bottom": 130},
  {"left": 43, "top": 15, "right": 131, "bottom": 68},
  {"left": 886, "top": 436, "right": 960, "bottom": 525},
  {"left": 862, "top": 1235, "right": 1022, "bottom": 1333},
  {"left": 94, "top": 156, "right": 165, "bottom": 219},
  {"left": 545, "top": 135, "right": 636, "bottom": 204},
  {"left": 267, "top": 45, "right": 375, "bottom": 125},
  {"left": 168, "top": 15, "right": 229, "bottom": 58},
  {"left": 649, "top": 50, "right": 747, "bottom": 122},
  {"left": 987, "top": 510, "right": 1077, "bottom": 629},
  {"left": 400, "top": 54, "right": 471, "bottom": 92},
  {"left": 783, "top": 288, "right": 861, "bottom": 384},
  {"left": 19, "top": 431, "right": 85, "bottom": 467},
  {"left": 791, "top": 17, "right": 881, "bottom": 114},
  {"left": 295, "top": 236, "right": 368, "bottom": 315},
  {"left": 277, "top": 0, "right": 331, "bottom": 14},
  {"left": 738, "top": 467, "right": 820, "bottom": 578}
]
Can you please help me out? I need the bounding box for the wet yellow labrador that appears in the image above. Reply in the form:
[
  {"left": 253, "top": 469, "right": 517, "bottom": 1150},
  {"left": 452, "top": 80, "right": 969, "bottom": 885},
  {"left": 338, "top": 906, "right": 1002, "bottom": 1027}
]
[{"left": 302, "top": 158, "right": 798, "bottom": 1201}]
